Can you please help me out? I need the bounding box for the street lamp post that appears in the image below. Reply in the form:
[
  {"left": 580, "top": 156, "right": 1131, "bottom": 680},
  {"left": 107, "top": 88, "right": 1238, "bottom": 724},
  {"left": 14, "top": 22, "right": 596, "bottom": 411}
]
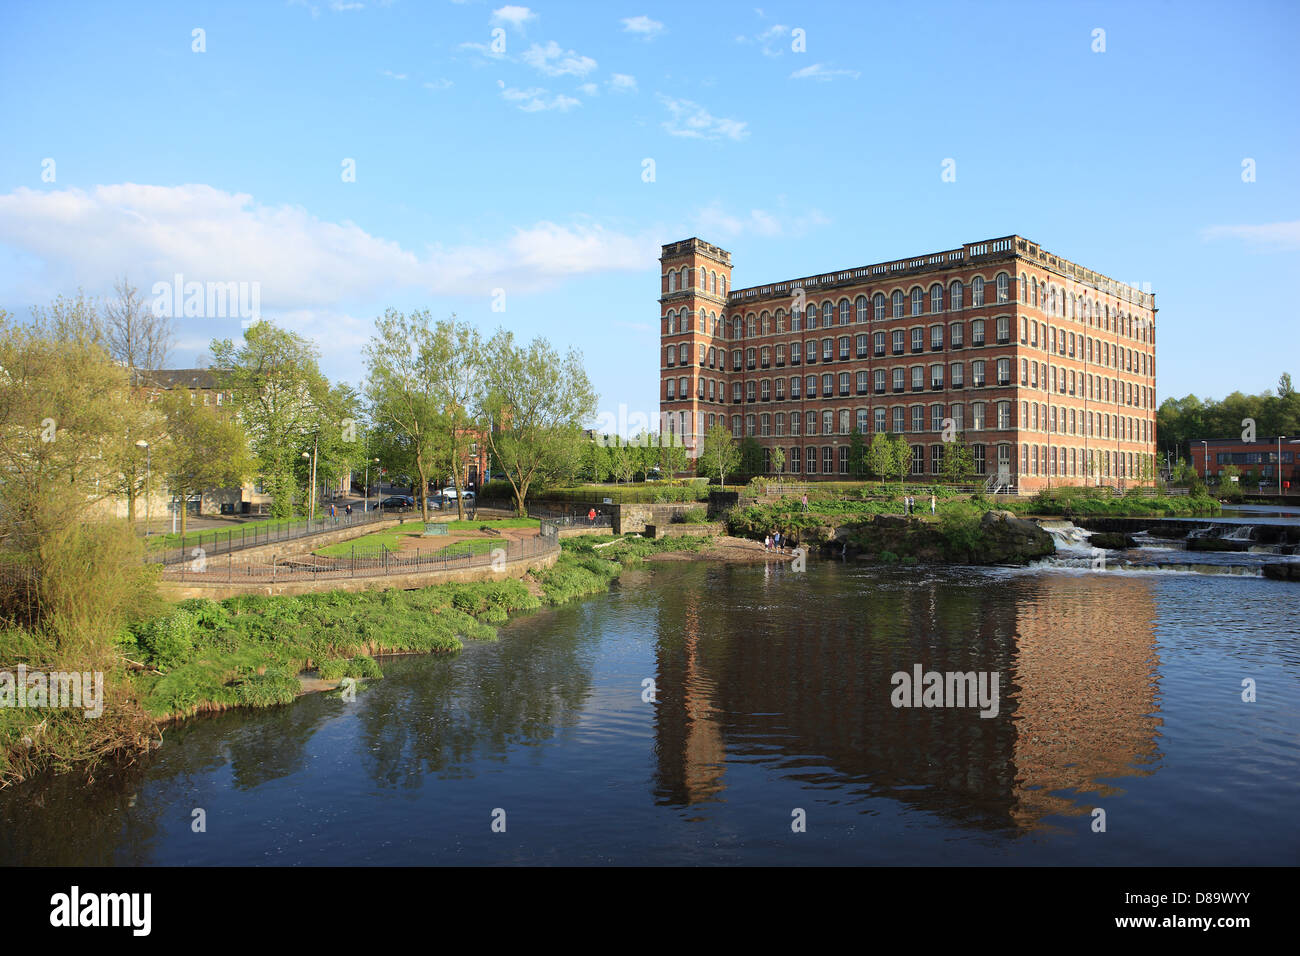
[
  {"left": 135, "top": 440, "right": 150, "bottom": 534},
  {"left": 1280, "top": 436, "right": 1287, "bottom": 496},
  {"left": 364, "top": 457, "right": 379, "bottom": 511},
  {"left": 301, "top": 435, "right": 318, "bottom": 518}
]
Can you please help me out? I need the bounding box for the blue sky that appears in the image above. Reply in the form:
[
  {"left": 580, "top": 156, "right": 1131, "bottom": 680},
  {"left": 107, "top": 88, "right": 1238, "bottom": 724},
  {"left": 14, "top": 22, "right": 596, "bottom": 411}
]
[{"left": 1, "top": 0, "right": 1297, "bottom": 428}]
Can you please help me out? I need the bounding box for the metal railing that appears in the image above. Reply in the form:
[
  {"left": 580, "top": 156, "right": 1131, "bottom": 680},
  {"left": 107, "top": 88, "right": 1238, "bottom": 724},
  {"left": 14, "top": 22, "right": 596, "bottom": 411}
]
[
  {"left": 148, "top": 507, "right": 397, "bottom": 566},
  {"left": 164, "top": 528, "right": 560, "bottom": 582}
]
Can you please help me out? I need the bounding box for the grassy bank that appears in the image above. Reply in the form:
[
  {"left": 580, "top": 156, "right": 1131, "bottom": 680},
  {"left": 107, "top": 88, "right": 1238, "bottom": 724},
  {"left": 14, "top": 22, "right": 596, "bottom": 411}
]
[
  {"left": 1, "top": 531, "right": 714, "bottom": 785},
  {"left": 729, "top": 486, "right": 1220, "bottom": 539}
]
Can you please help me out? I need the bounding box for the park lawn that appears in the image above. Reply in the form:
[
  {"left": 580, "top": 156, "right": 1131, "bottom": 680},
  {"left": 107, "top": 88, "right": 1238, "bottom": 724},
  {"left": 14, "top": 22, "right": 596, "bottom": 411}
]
[
  {"left": 429, "top": 539, "right": 499, "bottom": 558},
  {"left": 312, "top": 518, "right": 540, "bottom": 557},
  {"left": 314, "top": 528, "right": 423, "bottom": 556}
]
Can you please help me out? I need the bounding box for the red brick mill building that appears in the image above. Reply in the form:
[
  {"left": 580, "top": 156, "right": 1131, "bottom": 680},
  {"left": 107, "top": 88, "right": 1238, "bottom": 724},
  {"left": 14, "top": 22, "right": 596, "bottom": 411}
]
[{"left": 659, "top": 235, "right": 1158, "bottom": 493}]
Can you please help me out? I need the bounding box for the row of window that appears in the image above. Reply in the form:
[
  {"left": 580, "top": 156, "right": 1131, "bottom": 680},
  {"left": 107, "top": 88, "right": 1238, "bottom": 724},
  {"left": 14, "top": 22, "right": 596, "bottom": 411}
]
[
  {"left": 665, "top": 362, "right": 1151, "bottom": 411},
  {"left": 665, "top": 266, "right": 727, "bottom": 297},
  {"left": 718, "top": 442, "right": 1152, "bottom": 480},
  {"left": 664, "top": 275, "right": 1151, "bottom": 344}
]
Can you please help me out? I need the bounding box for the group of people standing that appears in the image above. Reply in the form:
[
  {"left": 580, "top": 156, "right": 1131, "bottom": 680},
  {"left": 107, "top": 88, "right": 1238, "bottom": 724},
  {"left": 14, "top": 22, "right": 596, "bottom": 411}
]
[
  {"left": 901, "top": 495, "right": 937, "bottom": 516},
  {"left": 763, "top": 531, "right": 790, "bottom": 553}
]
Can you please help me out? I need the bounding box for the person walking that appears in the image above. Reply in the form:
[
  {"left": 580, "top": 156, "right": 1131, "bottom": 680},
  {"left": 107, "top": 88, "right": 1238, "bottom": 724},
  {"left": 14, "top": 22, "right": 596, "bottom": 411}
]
[
  {"left": 345, "top": 503, "right": 352, "bottom": 517},
  {"left": 773, "top": 530, "right": 782, "bottom": 553},
  {"left": 764, "top": 533, "right": 772, "bottom": 552},
  {"left": 801, "top": 493, "right": 809, "bottom": 512},
  {"left": 930, "top": 494, "right": 936, "bottom": 515},
  {"left": 329, "top": 503, "right": 337, "bottom": 522},
  {"left": 588, "top": 507, "right": 597, "bottom": 523}
]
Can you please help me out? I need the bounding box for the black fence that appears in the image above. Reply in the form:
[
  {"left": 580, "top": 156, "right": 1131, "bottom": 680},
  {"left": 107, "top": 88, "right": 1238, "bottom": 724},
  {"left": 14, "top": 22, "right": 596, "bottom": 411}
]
[
  {"left": 164, "top": 528, "right": 560, "bottom": 583},
  {"left": 147, "top": 507, "right": 397, "bottom": 566},
  {"left": 526, "top": 507, "right": 614, "bottom": 530}
]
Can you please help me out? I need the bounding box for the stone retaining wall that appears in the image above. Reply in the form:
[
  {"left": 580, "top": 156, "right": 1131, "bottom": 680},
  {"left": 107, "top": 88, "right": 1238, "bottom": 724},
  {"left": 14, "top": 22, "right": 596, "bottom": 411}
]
[{"left": 158, "top": 546, "right": 558, "bottom": 601}]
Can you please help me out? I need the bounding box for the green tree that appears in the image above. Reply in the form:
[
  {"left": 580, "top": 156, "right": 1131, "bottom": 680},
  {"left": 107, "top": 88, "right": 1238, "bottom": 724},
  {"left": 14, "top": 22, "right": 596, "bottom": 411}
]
[
  {"left": 425, "top": 316, "right": 485, "bottom": 519},
  {"left": 867, "top": 432, "right": 894, "bottom": 483},
  {"left": 658, "top": 432, "right": 690, "bottom": 478},
  {"left": 479, "top": 331, "right": 598, "bottom": 516},
  {"left": 738, "top": 436, "right": 764, "bottom": 476},
  {"left": 940, "top": 433, "right": 976, "bottom": 485},
  {"left": 770, "top": 445, "right": 786, "bottom": 477},
  {"left": 157, "top": 391, "right": 254, "bottom": 535},
  {"left": 699, "top": 424, "right": 742, "bottom": 487},
  {"left": 890, "top": 436, "right": 912, "bottom": 491},
  {"left": 211, "top": 321, "right": 335, "bottom": 518}
]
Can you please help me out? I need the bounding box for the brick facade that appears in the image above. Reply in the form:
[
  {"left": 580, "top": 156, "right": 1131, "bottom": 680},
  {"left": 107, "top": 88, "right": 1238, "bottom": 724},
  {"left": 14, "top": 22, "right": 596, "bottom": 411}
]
[{"left": 659, "top": 235, "right": 1157, "bottom": 493}]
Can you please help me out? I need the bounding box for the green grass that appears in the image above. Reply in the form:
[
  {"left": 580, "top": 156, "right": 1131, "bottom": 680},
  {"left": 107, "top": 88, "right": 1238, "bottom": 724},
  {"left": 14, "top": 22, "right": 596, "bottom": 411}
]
[
  {"left": 124, "top": 580, "right": 543, "bottom": 718},
  {"left": 314, "top": 528, "right": 423, "bottom": 556},
  {"left": 430, "top": 539, "right": 499, "bottom": 558},
  {"left": 313, "top": 518, "right": 540, "bottom": 556}
]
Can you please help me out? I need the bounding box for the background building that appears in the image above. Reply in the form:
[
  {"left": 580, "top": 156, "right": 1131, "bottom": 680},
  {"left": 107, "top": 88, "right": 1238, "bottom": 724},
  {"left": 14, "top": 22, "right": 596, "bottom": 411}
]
[
  {"left": 660, "top": 235, "right": 1158, "bottom": 492},
  {"left": 1191, "top": 436, "right": 1299, "bottom": 492}
]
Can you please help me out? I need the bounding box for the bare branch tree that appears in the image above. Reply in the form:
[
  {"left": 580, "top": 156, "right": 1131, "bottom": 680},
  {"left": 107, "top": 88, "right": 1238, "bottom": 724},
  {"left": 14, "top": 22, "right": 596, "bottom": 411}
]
[{"left": 103, "top": 276, "right": 173, "bottom": 375}]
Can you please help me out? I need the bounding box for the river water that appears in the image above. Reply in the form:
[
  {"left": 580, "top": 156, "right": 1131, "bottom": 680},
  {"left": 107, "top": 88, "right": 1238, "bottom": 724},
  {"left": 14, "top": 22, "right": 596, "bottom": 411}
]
[{"left": 2, "top": 553, "right": 1298, "bottom": 866}]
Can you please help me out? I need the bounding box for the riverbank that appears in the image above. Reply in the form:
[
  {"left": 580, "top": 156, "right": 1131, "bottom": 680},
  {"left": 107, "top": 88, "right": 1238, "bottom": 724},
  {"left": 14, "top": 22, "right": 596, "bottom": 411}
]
[{"left": 0, "top": 532, "right": 719, "bottom": 786}]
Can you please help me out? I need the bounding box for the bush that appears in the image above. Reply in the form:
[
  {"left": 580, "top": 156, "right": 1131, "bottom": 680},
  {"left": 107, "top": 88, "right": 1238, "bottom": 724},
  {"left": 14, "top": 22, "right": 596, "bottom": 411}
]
[{"left": 676, "top": 507, "right": 710, "bottom": 524}]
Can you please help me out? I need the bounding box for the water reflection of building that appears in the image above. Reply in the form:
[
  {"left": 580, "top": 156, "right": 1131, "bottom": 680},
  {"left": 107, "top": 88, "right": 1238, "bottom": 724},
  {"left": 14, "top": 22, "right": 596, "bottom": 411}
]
[
  {"left": 653, "top": 587, "right": 726, "bottom": 807},
  {"left": 650, "top": 564, "right": 1162, "bottom": 833},
  {"left": 1008, "top": 574, "right": 1161, "bottom": 827}
]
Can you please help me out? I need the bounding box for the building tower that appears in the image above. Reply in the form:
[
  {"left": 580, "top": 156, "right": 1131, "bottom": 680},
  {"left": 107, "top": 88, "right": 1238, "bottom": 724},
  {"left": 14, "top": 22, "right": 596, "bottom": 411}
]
[{"left": 659, "top": 238, "right": 732, "bottom": 463}]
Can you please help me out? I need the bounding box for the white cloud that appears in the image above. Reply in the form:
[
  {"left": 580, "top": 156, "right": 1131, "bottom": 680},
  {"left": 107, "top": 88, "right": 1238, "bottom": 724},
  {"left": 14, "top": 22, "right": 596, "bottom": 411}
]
[
  {"left": 658, "top": 95, "right": 747, "bottom": 141},
  {"left": 423, "top": 78, "right": 453, "bottom": 90},
  {"left": 621, "top": 16, "right": 664, "bottom": 39},
  {"left": 1201, "top": 221, "right": 1300, "bottom": 251},
  {"left": 459, "top": 41, "right": 505, "bottom": 61},
  {"left": 608, "top": 73, "right": 637, "bottom": 93},
  {"left": 693, "top": 200, "right": 829, "bottom": 239},
  {"left": 736, "top": 24, "right": 789, "bottom": 57},
  {"left": 497, "top": 80, "right": 580, "bottom": 112},
  {"left": 380, "top": 69, "right": 407, "bottom": 80},
  {"left": 521, "top": 40, "right": 598, "bottom": 77},
  {"left": 491, "top": 5, "right": 536, "bottom": 30},
  {"left": 0, "top": 184, "right": 659, "bottom": 312},
  {"left": 790, "top": 63, "right": 860, "bottom": 81}
]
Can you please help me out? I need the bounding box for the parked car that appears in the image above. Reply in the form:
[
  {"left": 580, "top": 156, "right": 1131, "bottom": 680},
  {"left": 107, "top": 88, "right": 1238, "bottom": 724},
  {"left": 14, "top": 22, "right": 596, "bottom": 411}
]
[
  {"left": 379, "top": 495, "right": 415, "bottom": 510},
  {"left": 461, "top": 490, "right": 476, "bottom": 500}
]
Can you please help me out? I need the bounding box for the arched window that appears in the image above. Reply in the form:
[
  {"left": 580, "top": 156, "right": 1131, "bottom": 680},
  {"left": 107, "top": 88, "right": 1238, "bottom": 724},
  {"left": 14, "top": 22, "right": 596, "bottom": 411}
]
[
  {"left": 972, "top": 275, "right": 985, "bottom": 307},
  {"left": 822, "top": 301, "right": 833, "bottom": 327},
  {"left": 761, "top": 311, "right": 770, "bottom": 335},
  {"left": 839, "top": 298, "right": 851, "bottom": 325},
  {"left": 1019, "top": 273, "right": 1027, "bottom": 303},
  {"left": 950, "top": 280, "right": 964, "bottom": 310},
  {"left": 874, "top": 293, "right": 886, "bottom": 320},
  {"left": 892, "top": 290, "right": 905, "bottom": 318},
  {"left": 710, "top": 271, "right": 717, "bottom": 293},
  {"left": 668, "top": 271, "right": 677, "bottom": 293},
  {"left": 995, "top": 273, "right": 1009, "bottom": 303},
  {"left": 732, "top": 317, "right": 742, "bottom": 339},
  {"left": 1031, "top": 279, "right": 1038, "bottom": 307},
  {"left": 720, "top": 276, "right": 727, "bottom": 295},
  {"left": 856, "top": 295, "right": 868, "bottom": 323},
  {"left": 930, "top": 283, "right": 943, "bottom": 313},
  {"left": 911, "top": 287, "right": 924, "bottom": 315}
]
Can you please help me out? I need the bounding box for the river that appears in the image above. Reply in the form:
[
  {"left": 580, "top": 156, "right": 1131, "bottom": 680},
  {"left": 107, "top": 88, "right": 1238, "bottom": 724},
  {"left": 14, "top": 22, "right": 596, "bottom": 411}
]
[{"left": 2, "top": 551, "right": 1297, "bottom": 865}]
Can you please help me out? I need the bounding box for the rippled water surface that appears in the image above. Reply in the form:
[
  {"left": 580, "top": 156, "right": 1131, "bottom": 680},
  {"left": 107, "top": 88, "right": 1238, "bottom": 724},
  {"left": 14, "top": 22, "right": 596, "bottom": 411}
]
[{"left": 3, "top": 559, "right": 1298, "bottom": 865}]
